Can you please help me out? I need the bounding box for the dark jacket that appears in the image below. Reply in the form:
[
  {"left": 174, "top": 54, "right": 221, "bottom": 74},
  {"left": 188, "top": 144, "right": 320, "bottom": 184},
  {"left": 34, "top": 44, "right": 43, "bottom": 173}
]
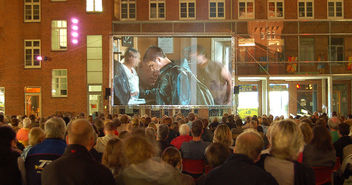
[
  {"left": 0, "top": 150, "right": 22, "bottom": 185},
  {"left": 334, "top": 136, "right": 352, "bottom": 161},
  {"left": 114, "top": 60, "right": 131, "bottom": 105},
  {"left": 204, "top": 154, "right": 278, "bottom": 185},
  {"left": 42, "top": 144, "right": 115, "bottom": 185}
]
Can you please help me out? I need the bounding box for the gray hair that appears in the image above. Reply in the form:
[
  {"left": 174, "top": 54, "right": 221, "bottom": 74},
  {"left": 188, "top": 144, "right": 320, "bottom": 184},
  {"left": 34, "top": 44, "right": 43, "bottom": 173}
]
[
  {"left": 179, "top": 124, "right": 190, "bottom": 136},
  {"left": 23, "top": 118, "right": 32, "bottom": 128},
  {"left": 44, "top": 117, "right": 66, "bottom": 139}
]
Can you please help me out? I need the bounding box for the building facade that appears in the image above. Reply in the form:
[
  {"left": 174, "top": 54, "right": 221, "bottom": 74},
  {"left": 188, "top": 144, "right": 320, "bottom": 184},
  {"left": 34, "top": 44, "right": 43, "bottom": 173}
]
[{"left": 1, "top": 0, "right": 351, "bottom": 118}]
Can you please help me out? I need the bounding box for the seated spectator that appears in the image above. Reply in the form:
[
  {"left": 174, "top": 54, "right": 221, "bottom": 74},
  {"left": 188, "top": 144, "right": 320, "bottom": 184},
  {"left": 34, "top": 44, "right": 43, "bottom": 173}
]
[
  {"left": 201, "top": 119, "right": 212, "bottom": 142},
  {"left": 16, "top": 118, "right": 31, "bottom": 146},
  {"left": 329, "top": 117, "right": 341, "bottom": 143},
  {"left": 162, "top": 146, "right": 195, "bottom": 185},
  {"left": 21, "top": 127, "right": 45, "bottom": 159},
  {"left": 42, "top": 119, "right": 115, "bottom": 185},
  {"left": 204, "top": 130, "right": 278, "bottom": 185},
  {"left": 213, "top": 124, "right": 233, "bottom": 151},
  {"left": 118, "top": 130, "right": 131, "bottom": 139},
  {"left": 102, "top": 138, "right": 126, "bottom": 183},
  {"left": 119, "top": 136, "right": 181, "bottom": 185},
  {"left": 334, "top": 123, "right": 352, "bottom": 161},
  {"left": 145, "top": 127, "right": 156, "bottom": 142},
  {"left": 205, "top": 142, "right": 230, "bottom": 168},
  {"left": 168, "top": 121, "right": 179, "bottom": 144},
  {"left": 25, "top": 117, "right": 67, "bottom": 185},
  {"left": 94, "top": 121, "right": 118, "bottom": 153},
  {"left": 303, "top": 126, "right": 336, "bottom": 168},
  {"left": 157, "top": 124, "right": 172, "bottom": 154},
  {"left": 187, "top": 112, "right": 196, "bottom": 129},
  {"left": 180, "top": 120, "right": 210, "bottom": 178},
  {"left": 299, "top": 122, "right": 313, "bottom": 145},
  {"left": 0, "top": 126, "right": 22, "bottom": 185},
  {"left": 231, "top": 128, "right": 243, "bottom": 147},
  {"left": 171, "top": 124, "right": 192, "bottom": 149},
  {"left": 93, "top": 118, "right": 105, "bottom": 137},
  {"left": 257, "top": 119, "right": 315, "bottom": 185},
  {"left": 10, "top": 117, "right": 20, "bottom": 133}
]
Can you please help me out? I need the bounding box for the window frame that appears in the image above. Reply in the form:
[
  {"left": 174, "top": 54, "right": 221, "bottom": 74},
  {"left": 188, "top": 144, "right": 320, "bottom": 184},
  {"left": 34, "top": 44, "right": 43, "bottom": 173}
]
[
  {"left": 86, "top": 0, "right": 103, "bottom": 13},
  {"left": 298, "top": 0, "right": 314, "bottom": 19},
  {"left": 179, "top": 0, "right": 196, "bottom": 20},
  {"left": 24, "top": 40, "right": 41, "bottom": 69},
  {"left": 327, "top": 0, "right": 344, "bottom": 19},
  {"left": 120, "top": 0, "right": 136, "bottom": 20},
  {"left": 51, "top": 20, "right": 67, "bottom": 51},
  {"left": 268, "top": 0, "right": 284, "bottom": 19},
  {"left": 149, "top": 0, "right": 166, "bottom": 20},
  {"left": 209, "top": 0, "right": 225, "bottom": 20},
  {"left": 238, "top": 0, "right": 255, "bottom": 20},
  {"left": 52, "top": 69, "right": 68, "bottom": 97},
  {"left": 24, "top": 0, "right": 41, "bottom": 22}
]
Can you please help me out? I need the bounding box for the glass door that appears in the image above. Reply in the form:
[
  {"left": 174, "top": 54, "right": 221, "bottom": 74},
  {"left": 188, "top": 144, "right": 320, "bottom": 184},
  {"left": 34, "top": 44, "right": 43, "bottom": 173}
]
[
  {"left": 269, "top": 84, "right": 289, "bottom": 118},
  {"left": 25, "top": 87, "right": 41, "bottom": 117}
]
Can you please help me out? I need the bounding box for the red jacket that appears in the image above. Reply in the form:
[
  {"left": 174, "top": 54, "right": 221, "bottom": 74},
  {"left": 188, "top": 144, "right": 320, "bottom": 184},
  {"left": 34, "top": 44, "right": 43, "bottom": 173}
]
[{"left": 171, "top": 135, "right": 193, "bottom": 149}]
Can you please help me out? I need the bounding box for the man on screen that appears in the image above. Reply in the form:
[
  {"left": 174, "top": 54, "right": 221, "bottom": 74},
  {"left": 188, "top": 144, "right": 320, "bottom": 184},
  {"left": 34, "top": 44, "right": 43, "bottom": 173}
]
[
  {"left": 140, "top": 46, "right": 214, "bottom": 105},
  {"left": 184, "top": 45, "right": 232, "bottom": 105}
]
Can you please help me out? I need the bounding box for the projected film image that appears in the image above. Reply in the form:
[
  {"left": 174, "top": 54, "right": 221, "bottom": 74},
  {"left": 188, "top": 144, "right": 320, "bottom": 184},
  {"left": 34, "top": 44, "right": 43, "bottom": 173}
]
[{"left": 113, "top": 37, "right": 232, "bottom": 106}]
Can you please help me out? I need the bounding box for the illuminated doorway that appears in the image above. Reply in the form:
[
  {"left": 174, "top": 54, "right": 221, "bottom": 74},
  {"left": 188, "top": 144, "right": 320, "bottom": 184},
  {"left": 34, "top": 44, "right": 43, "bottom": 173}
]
[
  {"left": 238, "top": 84, "right": 259, "bottom": 118},
  {"left": 0, "top": 87, "right": 4, "bottom": 114},
  {"left": 25, "top": 87, "right": 41, "bottom": 117},
  {"left": 269, "top": 84, "right": 288, "bottom": 118}
]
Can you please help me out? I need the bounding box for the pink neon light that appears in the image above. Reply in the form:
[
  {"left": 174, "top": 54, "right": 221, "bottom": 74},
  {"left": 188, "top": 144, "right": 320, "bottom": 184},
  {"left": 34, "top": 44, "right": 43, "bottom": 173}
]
[
  {"left": 72, "top": 32, "right": 79, "bottom": 37},
  {"left": 71, "top": 18, "right": 79, "bottom": 24},
  {"left": 36, "top": 56, "right": 43, "bottom": 61},
  {"left": 72, "top": 25, "right": 78, "bottom": 31},
  {"left": 72, "top": 39, "right": 78, "bottom": 44}
]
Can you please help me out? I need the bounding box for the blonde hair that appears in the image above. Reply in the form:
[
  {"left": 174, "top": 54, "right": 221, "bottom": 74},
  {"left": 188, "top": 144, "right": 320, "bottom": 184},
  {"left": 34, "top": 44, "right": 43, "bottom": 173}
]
[
  {"left": 102, "top": 138, "right": 125, "bottom": 179},
  {"left": 270, "top": 119, "right": 304, "bottom": 161},
  {"left": 213, "top": 124, "right": 233, "bottom": 147},
  {"left": 123, "top": 136, "right": 156, "bottom": 165},
  {"left": 28, "top": 127, "right": 45, "bottom": 146}
]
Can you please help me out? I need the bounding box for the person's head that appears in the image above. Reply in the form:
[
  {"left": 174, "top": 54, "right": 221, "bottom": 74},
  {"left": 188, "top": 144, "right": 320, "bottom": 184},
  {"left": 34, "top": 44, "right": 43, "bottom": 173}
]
[
  {"left": 93, "top": 118, "right": 104, "bottom": 130},
  {"left": 120, "top": 115, "right": 129, "bottom": 124},
  {"left": 213, "top": 124, "right": 233, "bottom": 147},
  {"left": 205, "top": 143, "right": 230, "bottom": 168},
  {"left": 161, "top": 146, "right": 183, "bottom": 171},
  {"left": 310, "top": 126, "right": 333, "bottom": 152},
  {"left": 328, "top": 118, "right": 340, "bottom": 130},
  {"left": 10, "top": 118, "right": 19, "bottom": 127},
  {"left": 183, "top": 45, "right": 208, "bottom": 66},
  {"left": 191, "top": 120, "right": 203, "bottom": 137},
  {"left": 187, "top": 112, "right": 196, "bottom": 122},
  {"left": 102, "top": 138, "right": 125, "bottom": 176},
  {"left": 148, "top": 122, "right": 157, "bottom": 131},
  {"left": 112, "top": 118, "right": 121, "bottom": 128},
  {"left": 0, "top": 126, "right": 16, "bottom": 151},
  {"left": 104, "top": 121, "right": 117, "bottom": 135},
  {"left": 299, "top": 122, "right": 313, "bottom": 144},
  {"left": 28, "top": 127, "right": 45, "bottom": 146},
  {"left": 66, "top": 119, "right": 95, "bottom": 150},
  {"left": 179, "top": 124, "right": 191, "bottom": 136},
  {"left": 157, "top": 124, "right": 169, "bottom": 141},
  {"left": 249, "top": 120, "right": 258, "bottom": 129},
  {"left": 0, "top": 114, "right": 4, "bottom": 123},
  {"left": 270, "top": 119, "right": 304, "bottom": 161},
  {"left": 231, "top": 128, "right": 243, "bottom": 140},
  {"left": 118, "top": 130, "right": 131, "bottom": 139},
  {"left": 234, "top": 130, "right": 264, "bottom": 162},
  {"left": 44, "top": 117, "right": 66, "bottom": 139},
  {"left": 338, "top": 123, "right": 350, "bottom": 136},
  {"left": 23, "top": 118, "right": 32, "bottom": 129},
  {"left": 123, "top": 136, "right": 156, "bottom": 165},
  {"left": 145, "top": 127, "right": 156, "bottom": 141},
  {"left": 124, "top": 48, "right": 140, "bottom": 68},
  {"left": 162, "top": 117, "right": 172, "bottom": 126}
]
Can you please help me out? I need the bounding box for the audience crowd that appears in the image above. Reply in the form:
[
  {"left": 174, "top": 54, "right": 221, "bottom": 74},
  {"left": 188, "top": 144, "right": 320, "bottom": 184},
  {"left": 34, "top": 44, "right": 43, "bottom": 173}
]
[{"left": 1, "top": 111, "right": 352, "bottom": 185}]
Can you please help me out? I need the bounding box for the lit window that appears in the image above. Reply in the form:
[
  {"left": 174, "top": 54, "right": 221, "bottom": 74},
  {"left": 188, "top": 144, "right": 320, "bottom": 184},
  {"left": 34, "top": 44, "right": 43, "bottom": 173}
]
[
  {"left": 51, "top": 20, "right": 67, "bottom": 51},
  {"left": 209, "top": 0, "right": 225, "bottom": 19},
  {"left": 0, "top": 87, "right": 4, "bottom": 114},
  {"left": 24, "top": 40, "right": 41, "bottom": 68},
  {"left": 121, "top": 0, "right": 136, "bottom": 20},
  {"left": 24, "top": 0, "right": 40, "bottom": 22},
  {"left": 150, "top": 0, "right": 165, "bottom": 19},
  {"left": 52, "top": 69, "right": 68, "bottom": 97},
  {"left": 328, "top": 0, "right": 343, "bottom": 18},
  {"left": 86, "top": 0, "right": 103, "bottom": 12},
  {"left": 180, "top": 0, "right": 195, "bottom": 19},
  {"left": 298, "top": 0, "right": 313, "bottom": 18},
  {"left": 268, "top": 0, "right": 284, "bottom": 18},
  {"left": 238, "top": 0, "right": 254, "bottom": 19}
]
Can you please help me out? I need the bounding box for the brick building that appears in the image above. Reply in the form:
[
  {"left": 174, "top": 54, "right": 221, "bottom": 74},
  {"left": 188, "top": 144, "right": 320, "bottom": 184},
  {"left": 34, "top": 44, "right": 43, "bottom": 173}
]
[{"left": 0, "top": 0, "right": 352, "bottom": 118}]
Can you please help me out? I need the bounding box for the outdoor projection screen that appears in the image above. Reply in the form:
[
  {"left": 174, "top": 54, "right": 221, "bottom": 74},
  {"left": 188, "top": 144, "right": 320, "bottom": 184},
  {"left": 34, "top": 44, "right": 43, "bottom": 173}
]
[{"left": 113, "top": 36, "right": 233, "bottom": 106}]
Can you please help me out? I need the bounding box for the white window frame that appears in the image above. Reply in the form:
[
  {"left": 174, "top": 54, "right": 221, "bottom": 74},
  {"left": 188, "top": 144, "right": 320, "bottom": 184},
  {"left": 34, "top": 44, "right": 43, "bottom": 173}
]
[
  {"left": 51, "top": 20, "right": 67, "bottom": 51},
  {"left": 24, "top": 40, "right": 41, "bottom": 69},
  {"left": 52, "top": 69, "right": 68, "bottom": 97},
  {"left": 328, "top": 0, "right": 343, "bottom": 19},
  {"left": 86, "top": 0, "right": 103, "bottom": 12},
  {"left": 149, "top": 0, "right": 166, "bottom": 20},
  {"left": 209, "top": 0, "right": 225, "bottom": 19},
  {"left": 238, "top": 0, "right": 255, "bottom": 19},
  {"left": 121, "top": 0, "right": 136, "bottom": 20},
  {"left": 24, "top": 0, "right": 41, "bottom": 22},
  {"left": 268, "top": 0, "right": 284, "bottom": 19},
  {"left": 298, "top": 0, "right": 314, "bottom": 19},
  {"left": 179, "top": 0, "right": 196, "bottom": 20}
]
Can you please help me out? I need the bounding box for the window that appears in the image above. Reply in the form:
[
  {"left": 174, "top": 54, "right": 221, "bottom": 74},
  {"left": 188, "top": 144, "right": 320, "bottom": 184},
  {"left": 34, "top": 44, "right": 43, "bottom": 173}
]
[
  {"left": 330, "top": 38, "right": 344, "bottom": 61},
  {"left": 209, "top": 0, "right": 225, "bottom": 19},
  {"left": 180, "top": 0, "right": 195, "bottom": 19},
  {"left": 51, "top": 20, "right": 67, "bottom": 51},
  {"left": 86, "top": 0, "right": 103, "bottom": 12},
  {"left": 52, "top": 69, "right": 68, "bottom": 97},
  {"left": 298, "top": 0, "right": 313, "bottom": 18},
  {"left": 121, "top": 0, "right": 136, "bottom": 20},
  {"left": 150, "top": 0, "right": 165, "bottom": 19},
  {"left": 268, "top": 0, "right": 284, "bottom": 18},
  {"left": 24, "top": 0, "right": 40, "bottom": 22},
  {"left": 238, "top": 0, "right": 254, "bottom": 19},
  {"left": 328, "top": 0, "right": 343, "bottom": 18},
  {"left": 24, "top": 40, "right": 41, "bottom": 68},
  {"left": 300, "top": 38, "right": 314, "bottom": 61}
]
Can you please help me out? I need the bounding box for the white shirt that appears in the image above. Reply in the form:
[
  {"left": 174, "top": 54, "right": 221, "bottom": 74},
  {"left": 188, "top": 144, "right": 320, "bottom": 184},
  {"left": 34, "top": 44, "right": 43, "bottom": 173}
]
[{"left": 122, "top": 63, "right": 139, "bottom": 98}]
